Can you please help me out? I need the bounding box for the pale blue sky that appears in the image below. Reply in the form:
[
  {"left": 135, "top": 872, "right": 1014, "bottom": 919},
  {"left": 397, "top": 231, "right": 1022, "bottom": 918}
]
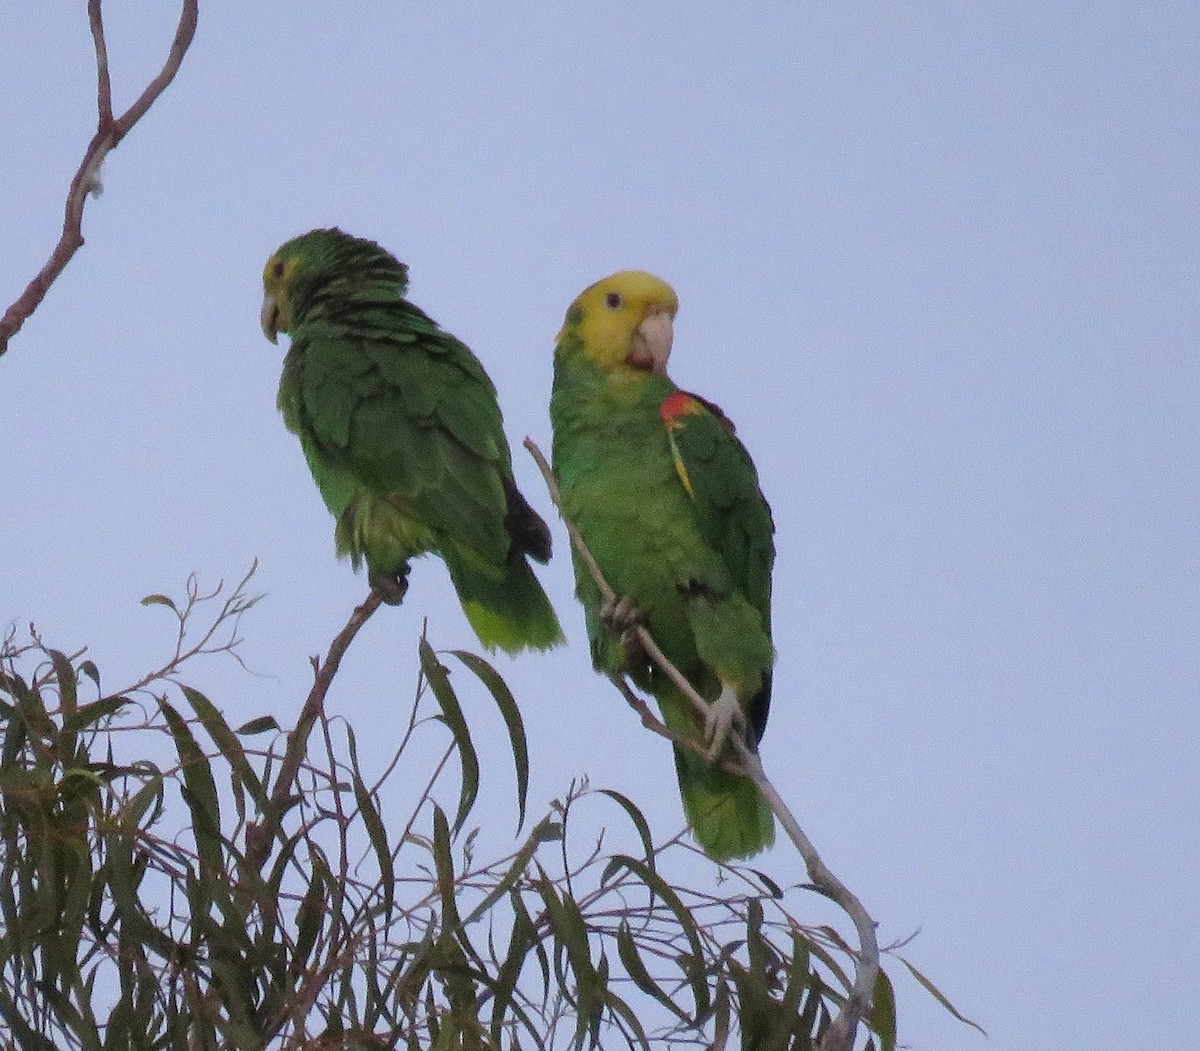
[{"left": 3, "top": 4, "right": 1197, "bottom": 1047}]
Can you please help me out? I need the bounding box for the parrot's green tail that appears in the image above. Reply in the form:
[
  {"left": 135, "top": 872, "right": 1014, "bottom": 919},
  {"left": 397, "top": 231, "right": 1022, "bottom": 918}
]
[
  {"left": 444, "top": 550, "right": 564, "bottom": 655},
  {"left": 660, "top": 687, "right": 775, "bottom": 861}
]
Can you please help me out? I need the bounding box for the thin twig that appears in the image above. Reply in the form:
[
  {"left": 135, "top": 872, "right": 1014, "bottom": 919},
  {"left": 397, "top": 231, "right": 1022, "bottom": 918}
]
[
  {"left": 88, "top": 0, "right": 113, "bottom": 126},
  {"left": 524, "top": 436, "right": 879, "bottom": 1051},
  {"left": 274, "top": 588, "right": 383, "bottom": 811},
  {"left": 0, "top": 0, "right": 199, "bottom": 356},
  {"left": 244, "top": 588, "right": 383, "bottom": 873}
]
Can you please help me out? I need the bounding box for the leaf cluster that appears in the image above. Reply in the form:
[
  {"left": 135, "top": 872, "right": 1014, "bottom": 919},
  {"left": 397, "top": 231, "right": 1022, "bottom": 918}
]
[{"left": 0, "top": 575, "right": 960, "bottom": 1049}]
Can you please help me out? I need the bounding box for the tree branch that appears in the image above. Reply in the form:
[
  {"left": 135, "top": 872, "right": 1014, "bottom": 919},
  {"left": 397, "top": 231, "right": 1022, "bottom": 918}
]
[
  {"left": 524, "top": 437, "right": 879, "bottom": 1051},
  {"left": 0, "top": 0, "right": 199, "bottom": 356},
  {"left": 244, "top": 588, "right": 383, "bottom": 873}
]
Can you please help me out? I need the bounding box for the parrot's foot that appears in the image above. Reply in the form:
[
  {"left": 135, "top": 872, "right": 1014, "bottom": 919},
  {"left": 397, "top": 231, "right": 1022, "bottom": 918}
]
[
  {"left": 370, "top": 565, "right": 410, "bottom": 606},
  {"left": 601, "top": 594, "right": 647, "bottom": 661},
  {"left": 600, "top": 593, "right": 644, "bottom": 632},
  {"left": 704, "top": 684, "right": 747, "bottom": 763}
]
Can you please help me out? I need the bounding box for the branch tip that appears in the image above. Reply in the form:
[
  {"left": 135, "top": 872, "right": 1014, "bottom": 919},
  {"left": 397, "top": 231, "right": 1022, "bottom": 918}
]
[{"left": 0, "top": 0, "right": 198, "bottom": 356}]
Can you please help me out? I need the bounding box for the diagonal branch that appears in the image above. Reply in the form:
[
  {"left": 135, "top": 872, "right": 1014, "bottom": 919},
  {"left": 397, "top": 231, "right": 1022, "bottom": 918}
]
[
  {"left": 0, "top": 0, "right": 199, "bottom": 356},
  {"left": 524, "top": 436, "right": 879, "bottom": 1051},
  {"left": 244, "top": 588, "right": 383, "bottom": 874}
]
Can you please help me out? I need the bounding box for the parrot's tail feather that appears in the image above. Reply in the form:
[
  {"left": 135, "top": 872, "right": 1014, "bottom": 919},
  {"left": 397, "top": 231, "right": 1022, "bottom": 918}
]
[
  {"left": 660, "top": 688, "right": 775, "bottom": 861},
  {"left": 444, "top": 550, "right": 565, "bottom": 654}
]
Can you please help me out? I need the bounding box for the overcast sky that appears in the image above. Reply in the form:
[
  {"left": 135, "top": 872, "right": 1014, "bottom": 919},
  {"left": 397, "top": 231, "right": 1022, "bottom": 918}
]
[{"left": 3, "top": 4, "right": 1197, "bottom": 1047}]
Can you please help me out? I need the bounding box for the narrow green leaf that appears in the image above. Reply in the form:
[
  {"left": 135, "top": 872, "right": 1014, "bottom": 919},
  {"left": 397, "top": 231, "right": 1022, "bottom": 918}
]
[
  {"left": 726, "top": 958, "right": 773, "bottom": 1051},
  {"left": 236, "top": 715, "right": 280, "bottom": 735},
  {"left": 779, "top": 932, "right": 814, "bottom": 1045},
  {"left": 78, "top": 659, "right": 100, "bottom": 692},
  {"left": 745, "top": 867, "right": 784, "bottom": 898},
  {"left": 744, "top": 898, "right": 773, "bottom": 976},
  {"left": 898, "top": 956, "right": 987, "bottom": 1035},
  {"left": 62, "top": 694, "right": 130, "bottom": 734},
  {"left": 869, "top": 965, "right": 898, "bottom": 1051},
  {"left": 537, "top": 876, "right": 606, "bottom": 1049},
  {"left": 430, "top": 804, "right": 462, "bottom": 931},
  {"left": 48, "top": 649, "right": 77, "bottom": 719},
  {"left": 419, "top": 639, "right": 479, "bottom": 835},
  {"left": 1, "top": 692, "right": 28, "bottom": 766},
  {"left": 489, "top": 900, "right": 547, "bottom": 1051},
  {"left": 11, "top": 669, "right": 54, "bottom": 740},
  {"left": 292, "top": 851, "right": 327, "bottom": 974},
  {"left": 511, "top": 888, "right": 551, "bottom": 1002},
  {"left": 797, "top": 965, "right": 825, "bottom": 1040},
  {"left": 449, "top": 648, "right": 528, "bottom": 831},
  {"left": 807, "top": 926, "right": 853, "bottom": 991},
  {"left": 473, "top": 970, "right": 545, "bottom": 1051},
  {"left": 710, "top": 977, "right": 731, "bottom": 1051},
  {"left": 603, "top": 854, "right": 709, "bottom": 1017},
  {"left": 139, "top": 592, "right": 178, "bottom": 611},
  {"left": 105, "top": 834, "right": 175, "bottom": 959},
  {"left": 123, "top": 769, "right": 166, "bottom": 831},
  {"left": 535, "top": 876, "right": 604, "bottom": 1032},
  {"left": 347, "top": 725, "right": 395, "bottom": 921},
  {"left": 461, "top": 817, "right": 551, "bottom": 928},
  {"left": 597, "top": 790, "right": 655, "bottom": 867},
  {"left": 159, "top": 699, "right": 222, "bottom": 871},
  {"left": 603, "top": 984, "right": 652, "bottom": 1051},
  {"left": 180, "top": 684, "right": 268, "bottom": 814},
  {"left": 615, "top": 921, "right": 686, "bottom": 1021}
]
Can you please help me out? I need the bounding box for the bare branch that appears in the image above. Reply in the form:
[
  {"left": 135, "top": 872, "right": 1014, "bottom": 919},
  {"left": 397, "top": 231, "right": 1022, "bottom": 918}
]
[
  {"left": 524, "top": 436, "right": 880, "bottom": 1051},
  {"left": 244, "top": 588, "right": 383, "bottom": 873},
  {"left": 112, "top": 1, "right": 199, "bottom": 138},
  {"left": 0, "top": 0, "right": 199, "bottom": 356},
  {"left": 88, "top": 0, "right": 113, "bottom": 126}
]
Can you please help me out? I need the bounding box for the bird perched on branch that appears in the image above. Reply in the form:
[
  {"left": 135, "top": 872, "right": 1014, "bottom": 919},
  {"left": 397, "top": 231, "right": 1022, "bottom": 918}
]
[
  {"left": 261, "top": 228, "right": 563, "bottom": 654},
  {"left": 550, "top": 270, "right": 775, "bottom": 860}
]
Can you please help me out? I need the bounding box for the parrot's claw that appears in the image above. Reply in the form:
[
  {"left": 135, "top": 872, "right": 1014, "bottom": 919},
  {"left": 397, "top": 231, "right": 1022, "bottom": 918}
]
[
  {"left": 704, "top": 685, "right": 746, "bottom": 763},
  {"left": 370, "top": 565, "right": 410, "bottom": 606},
  {"left": 600, "top": 593, "right": 644, "bottom": 632},
  {"left": 601, "top": 594, "right": 647, "bottom": 662}
]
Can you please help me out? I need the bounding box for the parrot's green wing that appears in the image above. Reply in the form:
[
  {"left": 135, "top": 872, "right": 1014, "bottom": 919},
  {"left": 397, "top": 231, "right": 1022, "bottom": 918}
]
[
  {"left": 288, "top": 320, "right": 506, "bottom": 568},
  {"left": 659, "top": 389, "right": 775, "bottom": 736},
  {"left": 650, "top": 389, "right": 776, "bottom": 860}
]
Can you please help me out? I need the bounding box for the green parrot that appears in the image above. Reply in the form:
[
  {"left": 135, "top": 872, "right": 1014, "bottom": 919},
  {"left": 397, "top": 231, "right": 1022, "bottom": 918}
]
[
  {"left": 261, "top": 228, "right": 563, "bottom": 654},
  {"left": 550, "top": 270, "right": 776, "bottom": 860}
]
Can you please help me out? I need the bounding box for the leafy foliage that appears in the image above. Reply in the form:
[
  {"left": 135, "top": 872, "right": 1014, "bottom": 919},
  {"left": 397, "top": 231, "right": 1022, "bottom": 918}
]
[{"left": 0, "top": 572, "right": 961, "bottom": 1049}]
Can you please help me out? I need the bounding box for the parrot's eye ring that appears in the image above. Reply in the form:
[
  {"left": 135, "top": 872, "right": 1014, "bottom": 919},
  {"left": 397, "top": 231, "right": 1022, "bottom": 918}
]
[
  {"left": 271, "top": 260, "right": 285, "bottom": 278},
  {"left": 605, "top": 292, "right": 622, "bottom": 309}
]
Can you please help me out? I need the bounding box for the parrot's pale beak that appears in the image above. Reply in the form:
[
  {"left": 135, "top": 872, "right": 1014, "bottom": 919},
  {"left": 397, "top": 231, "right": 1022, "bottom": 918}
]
[
  {"left": 628, "top": 307, "right": 673, "bottom": 374},
  {"left": 260, "top": 294, "right": 280, "bottom": 344}
]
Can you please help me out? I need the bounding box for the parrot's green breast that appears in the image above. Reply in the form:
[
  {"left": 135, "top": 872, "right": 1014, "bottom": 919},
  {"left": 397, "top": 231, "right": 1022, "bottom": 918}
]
[{"left": 553, "top": 371, "right": 733, "bottom": 675}]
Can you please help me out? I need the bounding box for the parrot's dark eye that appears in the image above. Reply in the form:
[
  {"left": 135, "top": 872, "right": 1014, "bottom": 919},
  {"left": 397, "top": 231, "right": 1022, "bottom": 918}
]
[
  {"left": 605, "top": 292, "right": 622, "bottom": 309},
  {"left": 272, "top": 260, "right": 285, "bottom": 278}
]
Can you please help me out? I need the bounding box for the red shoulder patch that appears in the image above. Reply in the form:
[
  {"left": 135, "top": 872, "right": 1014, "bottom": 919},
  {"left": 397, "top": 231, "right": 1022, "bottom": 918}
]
[{"left": 660, "top": 391, "right": 703, "bottom": 428}]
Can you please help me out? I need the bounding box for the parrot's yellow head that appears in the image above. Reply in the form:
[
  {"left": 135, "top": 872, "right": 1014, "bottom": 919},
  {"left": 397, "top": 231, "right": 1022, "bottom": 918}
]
[
  {"left": 557, "top": 270, "right": 679, "bottom": 379},
  {"left": 260, "top": 249, "right": 302, "bottom": 344}
]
